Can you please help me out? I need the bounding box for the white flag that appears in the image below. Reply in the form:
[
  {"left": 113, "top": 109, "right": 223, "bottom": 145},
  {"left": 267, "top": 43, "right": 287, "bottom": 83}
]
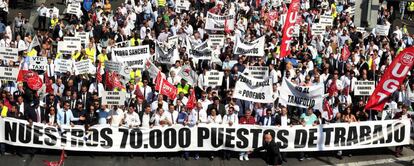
[
  {"left": 27, "top": 35, "right": 40, "bottom": 52},
  {"left": 177, "top": 65, "right": 198, "bottom": 86}
]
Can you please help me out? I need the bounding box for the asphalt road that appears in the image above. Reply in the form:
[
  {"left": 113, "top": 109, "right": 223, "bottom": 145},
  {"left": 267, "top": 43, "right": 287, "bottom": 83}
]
[{"left": 1, "top": 146, "right": 414, "bottom": 166}]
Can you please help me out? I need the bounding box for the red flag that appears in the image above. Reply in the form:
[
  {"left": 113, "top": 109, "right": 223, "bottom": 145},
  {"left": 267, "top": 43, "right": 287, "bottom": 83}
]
[
  {"left": 105, "top": 71, "right": 113, "bottom": 90},
  {"left": 279, "top": 0, "right": 300, "bottom": 58},
  {"left": 112, "top": 72, "right": 125, "bottom": 90},
  {"left": 307, "top": 23, "right": 312, "bottom": 39},
  {"left": 17, "top": 70, "right": 30, "bottom": 82},
  {"left": 44, "top": 71, "right": 54, "bottom": 94},
  {"left": 159, "top": 78, "right": 178, "bottom": 100},
  {"left": 365, "top": 47, "right": 414, "bottom": 111},
  {"left": 155, "top": 71, "right": 162, "bottom": 91},
  {"left": 26, "top": 72, "right": 43, "bottom": 90},
  {"left": 96, "top": 63, "right": 102, "bottom": 83},
  {"left": 323, "top": 99, "right": 333, "bottom": 120},
  {"left": 327, "top": 79, "right": 338, "bottom": 97},
  {"left": 224, "top": 18, "right": 231, "bottom": 34},
  {"left": 341, "top": 45, "right": 351, "bottom": 61},
  {"left": 186, "top": 89, "right": 196, "bottom": 110},
  {"left": 134, "top": 84, "right": 144, "bottom": 100},
  {"left": 43, "top": 149, "right": 65, "bottom": 166}
]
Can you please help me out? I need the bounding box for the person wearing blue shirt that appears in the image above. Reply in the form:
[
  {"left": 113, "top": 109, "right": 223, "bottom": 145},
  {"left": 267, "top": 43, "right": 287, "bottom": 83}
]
[
  {"left": 299, "top": 107, "right": 318, "bottom": 161},
  {"left": 177, "top": 108, "right": 188, "bottom": 125},
  {"left": 96, "top": 105, "right": 110, "bottom": 125},
  {"left": 57, "top": 101, "right": 83, "bottom": 126}
]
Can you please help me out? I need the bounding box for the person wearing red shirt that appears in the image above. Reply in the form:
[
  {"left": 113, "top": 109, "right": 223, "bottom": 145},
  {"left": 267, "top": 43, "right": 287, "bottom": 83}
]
[{"left": 238, "top": 109, "right": 256, "bottom": 161}]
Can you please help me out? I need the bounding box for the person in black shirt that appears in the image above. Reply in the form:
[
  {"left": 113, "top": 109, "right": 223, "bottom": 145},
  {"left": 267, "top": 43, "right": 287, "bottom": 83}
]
[{"left": 251, "top": 133, "right": 282, "bottom": 166}]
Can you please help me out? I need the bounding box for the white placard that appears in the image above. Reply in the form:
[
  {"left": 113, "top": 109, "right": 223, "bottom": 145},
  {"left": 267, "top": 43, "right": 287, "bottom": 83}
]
[
  {"left": 0, "top": 67, "right": 19, "bottom": 81},
  {"left": 204, "top": 70, "right": 224, "bottom": 87},
  {"left": 279, "top": 78, "right": 325, "bottom": 111},
  {"left": 245, "top": 66, "right": 269, "bottom": 79},
  {"left": 29, "top": 56, "right": 48, "bottom": 71},
  {"left": 102, "top": 91, "right": 126, "bottom": 105},
  {"left": 375, "top": 25, "right": 390, "bottom": 36},
  {"left": 0, "top": 47, "right": 19, "bottom": 62},
  {"left": 319, "top": 15, "right": 333, "bottom": 27},
  {"left": 113, "top": 45, "right": 151, "bottom": 69},
  {"left": 54, "top": 59, "right": 73, "bottom": 73},
  {"left": 75, "top": 31, "right": 90, "bottom": 45},
  {"left": 175, "top": 0, "right": 191, "bottom": 13},
  {"left": 233, "top": 36, "right": 266, "bottom": 57},
  {"left": 311, "top": 24, "right": 325, "bottom": 35},
  {"left": 233, "top": 74, "right": 274, "bottom": 103},
  {"left": 205, "top": 12, "right": 235, "bottom": 31},
  {"left": 74, "top": 59, "right": 92, "bottom": 75},
  {"left": 58, "top": 39, "right": 81, "bottom": 55},
  {"left": 208, "top": 34, "right": 225, "bottom": 49},
  {"left": 66, "top": 3, "right": 81, "bottom": 16},
  {"left": 354, "top": 81, "right": 375, "bottom": 96}
]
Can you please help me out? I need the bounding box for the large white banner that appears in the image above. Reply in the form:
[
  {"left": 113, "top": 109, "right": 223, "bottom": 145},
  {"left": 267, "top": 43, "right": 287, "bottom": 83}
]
[
  {"left": 0, "top": 118, "right": 410, "bottom": 152},
  {"left": 0, "top": 67, "right": 19, "bottom": 81},
  {"left": 233, "top": 74, "right": 274, "bottom": 103},
  {"left": 233, "top": 36, "right": 265, "bottom": 56},
  {"left": 279, "top": 78, "right": 324, "bottom": 111},
  {"left": 190, "top": 40, "right": 212, "bottom": 60},
  {"left": 113, "top": 45, "right": 150, "bottom": 69},
  {"left": 205, "top": 12, "right": 235, "bottom": 31},
  {"left": 0, "top": 47, "right": 18, "bottom": 62},
  {"left": 155, "top": 42, "right": 180, "bottom": 64}
]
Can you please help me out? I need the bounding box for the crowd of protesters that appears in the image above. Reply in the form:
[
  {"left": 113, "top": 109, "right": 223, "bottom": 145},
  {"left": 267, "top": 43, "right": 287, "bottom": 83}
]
[{"left": 0, "top": 0, "right": 413, "bottom": 164}]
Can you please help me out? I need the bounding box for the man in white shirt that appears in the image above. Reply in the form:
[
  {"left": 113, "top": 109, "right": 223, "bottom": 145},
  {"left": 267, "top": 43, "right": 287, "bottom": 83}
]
[
  {"left": 109, "top": 106, "right": 125, "bottom": 127},
  {"left": 140, "top": 79, "right": 153, "bottom": 102},
  {"left": 164, "top": 104, "right": 178, "bottom": 125},
  {"left": 223, "top": 107, "right": 239, "bottom": 126},
  {"left": 195, "top": 102, "right": 208, "bottom": 124},
  {"left": 124, "top": 106, "right": 140, "bottom": 128},
  {"left": 139, "top": 106, "right": 154, "bottom": 128},
  {"left": 150, "top": 94, "right": 168, "bottom": 112},
  {"left": 154, "top": 108, "right": 168, "bottom": 126},
  {"left": 37, "top": 3, "right": 48, "bottom": 30},
  {"left": 197, "top": 91, "right": 211, "bottom": 112}
]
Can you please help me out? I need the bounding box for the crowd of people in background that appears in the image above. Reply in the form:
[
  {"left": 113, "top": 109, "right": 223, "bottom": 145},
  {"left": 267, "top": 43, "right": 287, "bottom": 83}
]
[{"left": 0, "top": 0, "right": 412, "bottom": 164}]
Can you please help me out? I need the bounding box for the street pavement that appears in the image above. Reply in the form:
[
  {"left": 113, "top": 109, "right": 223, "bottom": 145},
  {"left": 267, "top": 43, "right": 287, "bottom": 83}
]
[{"left": 0, "top": 146, "right": 414, "bottom": 166}]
